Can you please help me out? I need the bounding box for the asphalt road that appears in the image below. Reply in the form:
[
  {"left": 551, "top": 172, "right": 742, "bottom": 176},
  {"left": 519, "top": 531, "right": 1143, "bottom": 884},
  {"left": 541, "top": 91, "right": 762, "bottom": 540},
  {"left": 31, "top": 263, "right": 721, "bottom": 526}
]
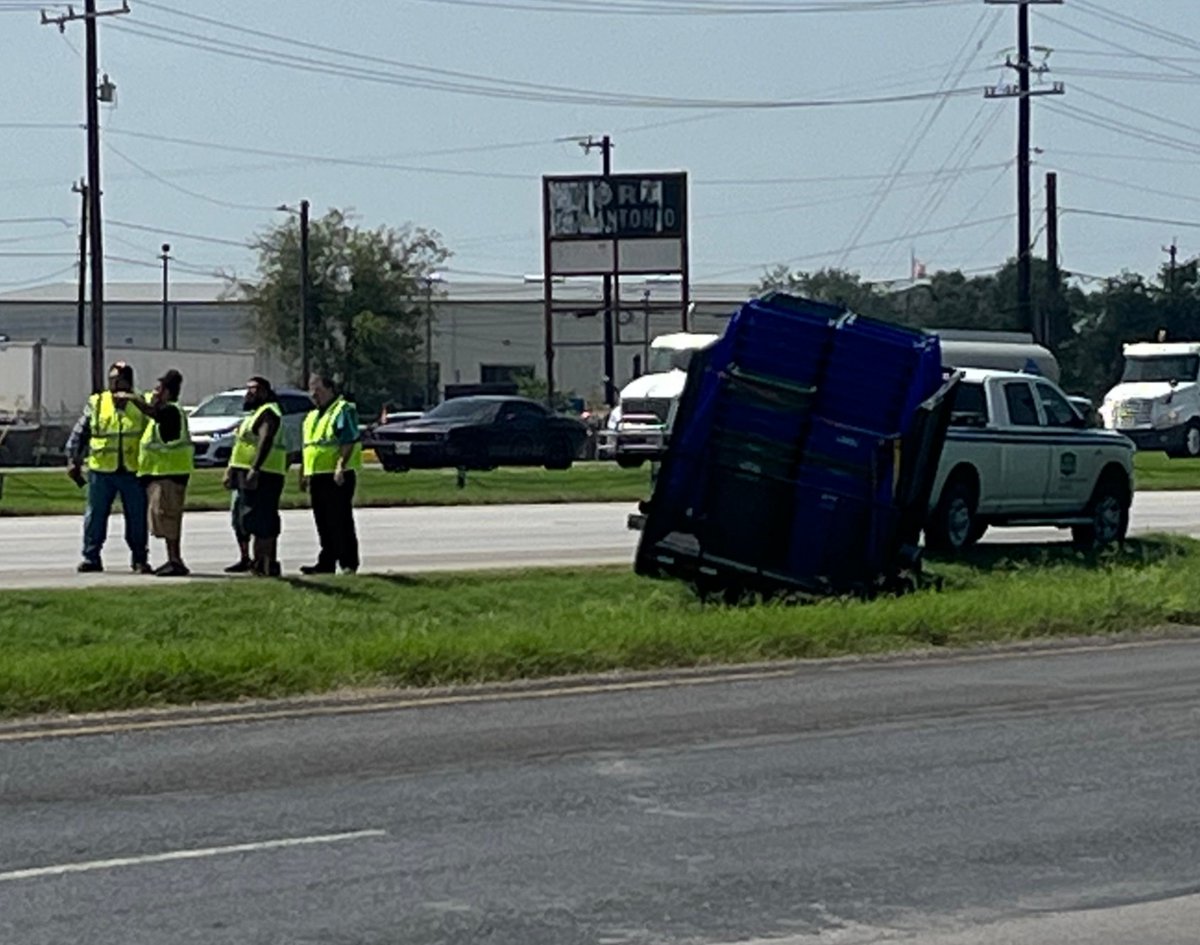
[
  {"left": 3, "top": 639, "right": 1200, "bottom": 944},
  {"left": 3, "top": 490, "right": 1200, "bottom": 590}
]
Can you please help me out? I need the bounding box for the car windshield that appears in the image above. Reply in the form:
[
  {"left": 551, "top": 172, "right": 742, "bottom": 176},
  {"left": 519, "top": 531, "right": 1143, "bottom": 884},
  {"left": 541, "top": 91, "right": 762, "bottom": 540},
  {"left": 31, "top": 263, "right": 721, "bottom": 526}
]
[
  {"left": 1121, "top": 355, "right": 1199, "bottom": 383},
  {"left": 648, "top": 347, "right": 699, "bottom": 373},
  {"left": 424, "top": 399, "right": 501, "bottom": 422},
  {"left": 190, "top": 392, "right": 247, "bottom": 418}
]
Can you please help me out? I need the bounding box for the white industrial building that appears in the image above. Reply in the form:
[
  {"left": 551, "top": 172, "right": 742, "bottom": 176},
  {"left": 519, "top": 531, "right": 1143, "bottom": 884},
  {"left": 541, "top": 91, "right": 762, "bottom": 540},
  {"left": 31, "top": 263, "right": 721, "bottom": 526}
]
[{"left": 0, "top": 278, "right": 760, "bottom": 408}]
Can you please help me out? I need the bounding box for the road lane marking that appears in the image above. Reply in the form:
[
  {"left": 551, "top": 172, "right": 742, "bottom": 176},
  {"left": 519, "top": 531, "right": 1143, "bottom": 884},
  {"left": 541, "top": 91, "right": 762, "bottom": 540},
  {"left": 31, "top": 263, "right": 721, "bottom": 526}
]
[{"left": 0, "top": 829, "right": 387, "bottom": 883}]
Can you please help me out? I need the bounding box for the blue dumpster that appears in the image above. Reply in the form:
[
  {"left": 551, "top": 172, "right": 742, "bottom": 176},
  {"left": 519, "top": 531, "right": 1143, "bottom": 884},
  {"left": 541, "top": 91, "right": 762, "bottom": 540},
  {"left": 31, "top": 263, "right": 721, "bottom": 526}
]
[{"left": 635, "top": 292, "right": 958, "bottom": 598}]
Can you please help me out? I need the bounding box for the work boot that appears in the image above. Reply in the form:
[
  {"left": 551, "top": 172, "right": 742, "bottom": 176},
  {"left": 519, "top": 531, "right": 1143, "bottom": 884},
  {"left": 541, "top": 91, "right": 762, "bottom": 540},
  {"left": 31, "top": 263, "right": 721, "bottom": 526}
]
[{"left": 76, "top": 560, "right": 103, "bottom": 573}]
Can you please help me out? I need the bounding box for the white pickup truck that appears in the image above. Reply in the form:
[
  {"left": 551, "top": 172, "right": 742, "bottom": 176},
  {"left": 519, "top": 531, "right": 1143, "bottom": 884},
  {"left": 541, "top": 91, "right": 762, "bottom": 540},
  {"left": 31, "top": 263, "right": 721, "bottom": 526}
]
[{"left": 926, "top": 368, "right": 1136, "bottom": 552}]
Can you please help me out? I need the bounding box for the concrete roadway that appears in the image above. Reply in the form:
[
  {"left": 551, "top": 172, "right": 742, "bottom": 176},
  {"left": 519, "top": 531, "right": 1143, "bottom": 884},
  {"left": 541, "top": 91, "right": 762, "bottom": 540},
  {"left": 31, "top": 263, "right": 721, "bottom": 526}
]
[
  {"left": 2, "top": 639, "right": 1200, "bottom": 943},
  {"left": 2, "top": 491, "right": 1200, "bottom": 589}
]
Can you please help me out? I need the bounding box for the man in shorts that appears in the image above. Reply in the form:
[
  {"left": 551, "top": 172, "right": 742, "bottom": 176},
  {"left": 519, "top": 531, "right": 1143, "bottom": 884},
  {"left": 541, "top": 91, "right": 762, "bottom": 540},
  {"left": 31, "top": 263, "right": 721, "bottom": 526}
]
[{"left": 121, "top": 369, "right": 194, "bottom": 576}]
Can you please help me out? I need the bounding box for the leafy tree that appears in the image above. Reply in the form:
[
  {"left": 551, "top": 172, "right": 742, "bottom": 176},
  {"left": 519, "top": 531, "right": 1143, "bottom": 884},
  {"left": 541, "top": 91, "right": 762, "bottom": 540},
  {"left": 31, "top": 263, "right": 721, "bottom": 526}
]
[{"left": 236, "top": 208, "right": 449, "bottom": 415}]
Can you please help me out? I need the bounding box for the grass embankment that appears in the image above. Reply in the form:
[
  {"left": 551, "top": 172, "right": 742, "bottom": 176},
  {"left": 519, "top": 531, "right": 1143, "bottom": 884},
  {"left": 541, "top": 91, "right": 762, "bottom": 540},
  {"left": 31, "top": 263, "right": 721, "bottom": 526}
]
[
  {"left": 1, "top": 453, "right": 1198, "bottom": 518},
  {"left": 0, "top": 463, "right": 649, "bottom": 516},
  {"left": 3, "top": 538, "right": 1198, "bottom": 718}
]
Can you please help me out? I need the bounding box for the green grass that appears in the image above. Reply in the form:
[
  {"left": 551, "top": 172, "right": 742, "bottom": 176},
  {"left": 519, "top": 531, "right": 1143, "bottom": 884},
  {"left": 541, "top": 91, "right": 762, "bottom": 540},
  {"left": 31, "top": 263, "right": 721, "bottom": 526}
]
[
  {"left": 2, "top": 452, "right": 1199, "bottom": 518},
  {"left": 0, "top": 463, "right": 650, "bottom": 516},
  {"left": 3, "top": 537, "right": 1200, "bottom": 718},
  {"left": 1133, "top": 451, "right": 1200, "bottom": 490}
]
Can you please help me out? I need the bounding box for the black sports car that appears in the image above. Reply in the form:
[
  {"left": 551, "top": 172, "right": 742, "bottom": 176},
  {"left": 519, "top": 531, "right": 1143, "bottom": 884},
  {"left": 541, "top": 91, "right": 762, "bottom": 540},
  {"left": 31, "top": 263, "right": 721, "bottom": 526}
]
[{"left": 367, "top": 396, "right": 590, "bottom": 472}]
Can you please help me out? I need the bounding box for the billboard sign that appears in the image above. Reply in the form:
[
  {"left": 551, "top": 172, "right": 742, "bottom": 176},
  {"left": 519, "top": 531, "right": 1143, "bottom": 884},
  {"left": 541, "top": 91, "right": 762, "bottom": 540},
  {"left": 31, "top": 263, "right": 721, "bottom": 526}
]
[{"left": 542, "top": 172, "right": 688, "bottom": 276}]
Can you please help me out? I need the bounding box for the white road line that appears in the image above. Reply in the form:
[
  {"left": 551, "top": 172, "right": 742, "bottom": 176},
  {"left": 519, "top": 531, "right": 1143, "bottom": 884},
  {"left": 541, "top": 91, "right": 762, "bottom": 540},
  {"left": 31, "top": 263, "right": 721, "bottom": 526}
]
[{"left": 0, "top": 829, "right": 387, "bottom": 883}]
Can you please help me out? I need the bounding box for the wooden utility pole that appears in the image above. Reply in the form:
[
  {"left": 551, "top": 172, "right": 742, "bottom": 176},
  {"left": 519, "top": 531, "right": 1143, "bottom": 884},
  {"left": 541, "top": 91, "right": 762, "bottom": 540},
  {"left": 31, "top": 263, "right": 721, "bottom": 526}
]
[
  {"left": 581, "top": 135, "right": 617, "bottom": 407},
  {"left": 42, "top": 0, "right": 129, "bottom": 391},
  {"left": 985, "top": 0, "right": 1064, "bottom": 344}
]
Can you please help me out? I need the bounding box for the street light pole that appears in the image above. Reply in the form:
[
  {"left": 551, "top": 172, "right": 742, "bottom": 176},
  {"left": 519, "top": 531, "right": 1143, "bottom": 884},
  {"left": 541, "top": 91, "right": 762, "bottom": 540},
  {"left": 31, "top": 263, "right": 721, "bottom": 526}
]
[
  {"left": 160, "top": 243, "right": 171, "bottom": 350},
  {"left": 299, "top": 199, "right": 310, "bottom": 387}
]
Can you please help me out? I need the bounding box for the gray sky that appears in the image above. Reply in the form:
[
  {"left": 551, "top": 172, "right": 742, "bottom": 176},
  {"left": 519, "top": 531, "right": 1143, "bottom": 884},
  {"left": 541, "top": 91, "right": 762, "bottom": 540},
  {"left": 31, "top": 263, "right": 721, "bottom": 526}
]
[{"left": 1, "top": 0, "right": 1197, "bottom": 295}]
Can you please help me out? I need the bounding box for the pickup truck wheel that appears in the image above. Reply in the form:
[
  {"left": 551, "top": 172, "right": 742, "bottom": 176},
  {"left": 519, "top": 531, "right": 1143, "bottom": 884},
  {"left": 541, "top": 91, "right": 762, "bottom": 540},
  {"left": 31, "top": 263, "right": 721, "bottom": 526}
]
[
  {"left": 1072, "top": 479, "right": 1130, "bottom": 549},
  {"left": 926, "top": 480, "right": 979, "bottom": 554},
  {"left": 616, "top": 456, "right": 645, "bottom": 470}
]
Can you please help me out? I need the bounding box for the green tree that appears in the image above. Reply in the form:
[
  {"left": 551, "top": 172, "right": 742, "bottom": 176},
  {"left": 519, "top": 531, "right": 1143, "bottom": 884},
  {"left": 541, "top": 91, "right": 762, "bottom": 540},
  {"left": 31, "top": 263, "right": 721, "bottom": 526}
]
[{"left": 236, "top": 208, "right": 449, "bottom": 415}]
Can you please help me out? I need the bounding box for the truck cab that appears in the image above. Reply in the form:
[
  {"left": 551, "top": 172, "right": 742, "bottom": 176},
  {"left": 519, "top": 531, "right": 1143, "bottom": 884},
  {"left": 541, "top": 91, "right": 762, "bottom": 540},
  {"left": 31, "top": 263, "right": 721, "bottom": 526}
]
[
  {"left": 601, "top": 331, "right": 719, "bottom": 468},
  {"left": 1100, "top": 342, "right": 1200, "bottom": 457},
  {"left": 928, "top": 369, "right": 1136, "bottom": 551}
]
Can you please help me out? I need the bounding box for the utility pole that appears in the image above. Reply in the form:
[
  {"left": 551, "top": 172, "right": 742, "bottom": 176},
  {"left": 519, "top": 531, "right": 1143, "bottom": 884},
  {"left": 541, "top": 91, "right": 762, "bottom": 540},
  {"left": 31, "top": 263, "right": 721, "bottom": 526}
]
[
  {"left": 71, "top": 179, "right": 88, "bottom": 348},
  {"left": 424, "top": 277, "right": 435, "bottom": 406},
  {"left": 298, "top": 198, "right": 310, "bottom": 387},
  {"left": 160, "top": 243, "right": 171, "bottom": 350},
  {"left": 580, "top": 134, "right": 617, "bottom": 407},
  {"left": 985, "top": 0, "right": 1064, "bottom": 345},
  {"left": 1045, "top": 172, "right": 1059, "bottom": 347},
  {"left": 1164, "top": 240, "right": 1178, "bottom": 297},
  {"left": 42, "top": 0, "right": 129, "bottom": 392}
]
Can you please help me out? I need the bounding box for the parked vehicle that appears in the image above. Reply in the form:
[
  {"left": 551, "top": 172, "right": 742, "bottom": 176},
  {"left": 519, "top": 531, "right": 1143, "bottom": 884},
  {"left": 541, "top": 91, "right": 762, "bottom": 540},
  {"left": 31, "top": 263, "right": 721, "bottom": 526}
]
[
  {"left": 1100, "top": 341, "right": 1200, "bottom": 457},
  {"left": 189, "top": 386, "right": 314, "bottom": 467},
  {"left": 927, "top": 368, "right": 1136, "bottom": 552},
  {"left": 367, "top": 395, "right": 589, "bottom": 472},
  {"left": 597, "top": 331, "right": 720, "bottom": 467}
]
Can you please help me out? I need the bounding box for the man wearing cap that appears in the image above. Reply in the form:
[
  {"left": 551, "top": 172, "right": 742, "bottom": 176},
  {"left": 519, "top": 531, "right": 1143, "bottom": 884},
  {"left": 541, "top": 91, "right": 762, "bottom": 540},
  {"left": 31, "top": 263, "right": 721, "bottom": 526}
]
[
  {"left": 118, "top": 369, "right": 193, "bottom": 576},
  {"left": 222, "top": 376, "right": 287, "bottom": 577},
  {"left": 65, "top": 360, "right": 151, "bottom": 573}
]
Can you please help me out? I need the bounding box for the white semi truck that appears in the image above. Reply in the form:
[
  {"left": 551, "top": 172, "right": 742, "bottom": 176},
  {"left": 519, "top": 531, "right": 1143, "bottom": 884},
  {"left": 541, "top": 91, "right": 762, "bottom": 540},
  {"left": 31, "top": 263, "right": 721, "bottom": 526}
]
[
  {"left": 1100, "top": 341, "right": 1200, "bottom": 457},
  {"left": 598, "top": 331, "right": 719, "bottom": 468}
]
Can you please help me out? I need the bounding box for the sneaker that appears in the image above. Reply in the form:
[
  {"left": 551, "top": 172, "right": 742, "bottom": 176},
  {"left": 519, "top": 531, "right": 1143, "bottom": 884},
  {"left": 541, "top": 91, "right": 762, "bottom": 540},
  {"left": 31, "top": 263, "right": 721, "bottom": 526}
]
[
  {"left": 77, "top": 560, "right": 103, "bottom": 573},
  {"left": 157, "top": 562, "right": 191, "bottom": 578},
  {"left": 132, "top": 562, "right": 154, "bottom": 575},
  {"left": 300, "top": 564, "right": 336, "bottom": 575},
  {"left": 153, "top": 562, "right": 173, "bottom": 576},
  {"left": 224, "top": 559, "right": 253, "bottom": 574},
  {"left": 339, "top": 566, "right": 358, "bottom": 575}
]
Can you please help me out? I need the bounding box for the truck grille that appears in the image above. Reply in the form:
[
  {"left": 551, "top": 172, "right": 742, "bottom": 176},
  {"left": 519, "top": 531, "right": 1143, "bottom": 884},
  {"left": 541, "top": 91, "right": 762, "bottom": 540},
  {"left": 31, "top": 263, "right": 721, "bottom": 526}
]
[
  {"left": 1113, "top": 398, "right": 1153, "bottom": 429},
  {"left": 621, "top": 397, "right": 672, "bottom": 423}
]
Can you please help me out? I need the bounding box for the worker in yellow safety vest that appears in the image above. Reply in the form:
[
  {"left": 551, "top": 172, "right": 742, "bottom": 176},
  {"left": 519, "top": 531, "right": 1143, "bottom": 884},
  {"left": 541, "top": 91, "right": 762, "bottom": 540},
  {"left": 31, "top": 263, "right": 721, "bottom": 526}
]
[
  {"left": 65, "top": 360, "right": 151, "bottom": 573},
  {"left": 299, "top": 374, "right": 363, "bottom": 575},
  {"left": 222, "top": 375, "right": 288, "bottom": 577},
  {"left": 115, "top": 368, "right": 194, "bottom": 577}
]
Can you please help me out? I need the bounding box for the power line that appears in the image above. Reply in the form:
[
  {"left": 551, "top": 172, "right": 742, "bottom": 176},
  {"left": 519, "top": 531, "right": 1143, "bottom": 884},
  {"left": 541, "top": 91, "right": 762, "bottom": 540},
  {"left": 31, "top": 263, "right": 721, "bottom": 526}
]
[
  {"left": 1052, "top": 166, "right": 1200, "bottom": 208},
  {"left": 835, "top": 6, "right": 1002, "bottom": 265},
  {"left": 705, "top": 213, "right": 1015, "bottom": 279},
  {"left": 105, "top": 128, "right": 538, "bottom": 182},
  {"left": 107, "top": 219, "right": 249, "bottom": 248},
  {"left": 113, "top": 13, "right": 984, "bottom": 110},
  {"left": 1040, "top": 12, "right": 1200, "bottom": 80},
  {"left": 408, "top": 0, "right": 974, "bottom": 14},
  {"left": 1043, "top": 101, "right": 1200, "bottom": 156},
  {"left": 1070, "top": 85, "right": 1200, "bottom": 139},
  {"left": 1073, "top": 0, "right": 1200, "bottom": 57},
  {"left": 105, "top": 142, "right": 283, "bottom": 212},
  {"left": 1061, "top": 209, "right": 1200, "bottom": 231}
]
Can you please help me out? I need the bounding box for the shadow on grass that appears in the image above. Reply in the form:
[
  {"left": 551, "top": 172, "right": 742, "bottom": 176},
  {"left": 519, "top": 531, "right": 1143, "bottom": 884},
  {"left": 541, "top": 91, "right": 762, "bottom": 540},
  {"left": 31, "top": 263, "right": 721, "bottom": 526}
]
[
  {"left": 928, "top": 536, "right": 1189, "bottom": 571},
  {"left": 281, "top": 576, "right": 369, "bottom": 599},
  {"left": 362, "top": 573, "right": 421, "bottom": 588}
]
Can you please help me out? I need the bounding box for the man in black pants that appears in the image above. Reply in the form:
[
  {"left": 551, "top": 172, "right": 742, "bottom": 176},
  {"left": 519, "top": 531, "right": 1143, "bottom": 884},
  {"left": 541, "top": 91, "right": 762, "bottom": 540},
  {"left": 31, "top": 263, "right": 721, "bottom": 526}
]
[{"left": 299, "top": 374, "right": 362, "bottom": 575}]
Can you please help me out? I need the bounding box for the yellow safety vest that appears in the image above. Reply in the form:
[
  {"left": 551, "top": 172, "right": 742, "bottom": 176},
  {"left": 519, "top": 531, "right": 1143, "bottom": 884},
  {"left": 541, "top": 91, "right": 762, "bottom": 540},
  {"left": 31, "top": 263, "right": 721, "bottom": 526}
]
[
  {"left": 302, "top": 397, "right": 363, "bottom": 476},
  {"left": 87, "top": 391, "right": 148, "bottom": 473},
  {"left": 138, "top": 402, "right": 194, "bottom": 477},
  {"left": 228, "top": 402, "right": 287, "bottom": 475}
]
